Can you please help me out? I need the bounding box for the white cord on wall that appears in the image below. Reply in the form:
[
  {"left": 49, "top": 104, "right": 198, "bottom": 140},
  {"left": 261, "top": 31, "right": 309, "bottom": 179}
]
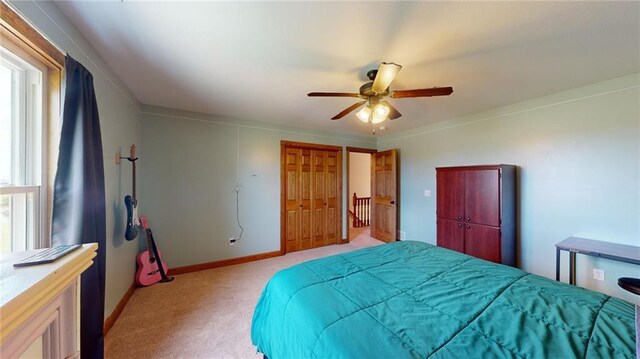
[
  {"left": 234, "top": 127, "right": 244, "bottom": 242},
  {"left": 236, "top": 126, "right": 240, "bottom": 182},
  {"left": 235, "top": 184, "right": 244, "bottom": 241}
]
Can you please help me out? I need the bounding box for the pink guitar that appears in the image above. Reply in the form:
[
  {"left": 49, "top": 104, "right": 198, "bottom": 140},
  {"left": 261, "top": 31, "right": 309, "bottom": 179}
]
[{"left": 135, "top": 216, "right": 170, "bottom": 286}]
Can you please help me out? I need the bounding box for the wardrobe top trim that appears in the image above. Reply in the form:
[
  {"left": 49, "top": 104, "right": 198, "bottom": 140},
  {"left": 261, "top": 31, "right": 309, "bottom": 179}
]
[{"left": 436, "top": 165, "right": 516, "bottom": 171}]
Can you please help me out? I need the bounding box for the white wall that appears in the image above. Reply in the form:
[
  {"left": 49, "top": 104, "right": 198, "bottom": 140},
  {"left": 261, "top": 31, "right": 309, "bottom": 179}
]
[
  {"left": 378, "top": 73, "right": 640, "bottom": 304},
  {"left": 9, "top": 1, "right": 143, "bottom": 317},
  {"left": 139, "top": 106, "right": 375, "bottom": 268},
  {"left": 348, "top": 152, "right": 370, "bottom": 210}
]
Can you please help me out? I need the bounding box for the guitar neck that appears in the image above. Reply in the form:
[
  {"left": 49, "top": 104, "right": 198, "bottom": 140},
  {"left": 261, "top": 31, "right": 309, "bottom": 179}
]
[
  {"left": 130, "top": 144, "right": 137, "bottom": 202},
  {"left": 132, "top": 161, "right": 136, "bottom": 202},
  {"left": 146, "top": 229, "right": 154, "bottom": 258}
]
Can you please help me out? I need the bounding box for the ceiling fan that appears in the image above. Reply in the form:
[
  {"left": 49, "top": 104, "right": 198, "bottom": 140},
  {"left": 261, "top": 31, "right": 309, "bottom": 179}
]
[{"left": 308, "top": 62, "right": 453, "bottom": 125}]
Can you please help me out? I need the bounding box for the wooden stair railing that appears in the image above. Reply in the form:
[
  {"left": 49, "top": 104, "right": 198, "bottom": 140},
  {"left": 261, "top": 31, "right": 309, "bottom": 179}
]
[{"left": 352, "top": 192, "right": 371, "bottom": 228}]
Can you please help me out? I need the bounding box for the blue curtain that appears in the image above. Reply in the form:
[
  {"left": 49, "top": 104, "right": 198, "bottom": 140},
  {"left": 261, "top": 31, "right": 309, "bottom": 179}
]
[{"left": 51, "top": 55, "right": 106, "bottom": 359}]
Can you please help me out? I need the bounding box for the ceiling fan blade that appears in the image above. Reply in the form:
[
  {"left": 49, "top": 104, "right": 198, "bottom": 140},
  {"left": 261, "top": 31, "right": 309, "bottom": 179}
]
[
  {"left": 390, "top": 87, "right": 453, "bottom": 98},
  {"left": 308, "top": 92, "right": 361, "bottom": 97},
  {"left": 331, "top": 101, "right": 366, "bottom": 120},
  {"left": 372, "top": 62, "right": 402, "bottom": 94},
  {"left": 384, "top": 102, "right": 402, "bottom": 120}
]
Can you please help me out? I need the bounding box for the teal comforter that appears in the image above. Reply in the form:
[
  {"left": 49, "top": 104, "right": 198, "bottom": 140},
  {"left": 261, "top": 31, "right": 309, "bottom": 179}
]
[{"left": 251, "top": 241, "right": 636, "bottom": 358}]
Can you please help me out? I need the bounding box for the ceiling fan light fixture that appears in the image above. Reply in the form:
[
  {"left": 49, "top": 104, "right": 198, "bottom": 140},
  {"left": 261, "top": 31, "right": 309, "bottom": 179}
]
[
  {"left": 371, "top": 103, "right": 390, "bottom": 124},
  {"left": 356, "top": 106, "right": 371, "bottom": 123},
  {"left": 371, "top": 114, "right": 386, "bottom": 124},
  {"left": 307, "top": 62, "right": 453, "bottom": 128}
]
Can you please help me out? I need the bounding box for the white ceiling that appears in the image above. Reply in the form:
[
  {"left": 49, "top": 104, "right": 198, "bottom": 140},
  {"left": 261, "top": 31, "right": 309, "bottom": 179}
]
[{"left": 55, "top": 1, "right": 640, "bottom": 136}]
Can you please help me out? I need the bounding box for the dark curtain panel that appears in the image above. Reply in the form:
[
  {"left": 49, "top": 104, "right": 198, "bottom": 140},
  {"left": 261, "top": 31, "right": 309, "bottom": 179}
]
[{"left": 51, "top": 55, "right": 106, "bottom": 359}]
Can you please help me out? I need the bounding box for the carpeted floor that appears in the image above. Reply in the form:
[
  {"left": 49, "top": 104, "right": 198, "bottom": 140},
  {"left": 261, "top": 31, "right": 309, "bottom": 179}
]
[{"left": 105, "top": 229, "right": 382, "bottom": 359}]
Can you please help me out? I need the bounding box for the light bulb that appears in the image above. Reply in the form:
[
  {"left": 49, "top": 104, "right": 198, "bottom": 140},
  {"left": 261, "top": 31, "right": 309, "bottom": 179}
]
[
  {"left": 356, "top": 106, "right": 371, "bottom": 123},
  {"left": 371, "top": 103, "right": 389, "bottom": 124}
]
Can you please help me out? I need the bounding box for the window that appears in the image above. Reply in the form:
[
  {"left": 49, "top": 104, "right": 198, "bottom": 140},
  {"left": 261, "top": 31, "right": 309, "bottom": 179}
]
[
  {"left": 1, "top": 3, "right": 63, "bottom": 254},
  {"left": 0, "top": 43, "right": 46, "bottom": 254}
]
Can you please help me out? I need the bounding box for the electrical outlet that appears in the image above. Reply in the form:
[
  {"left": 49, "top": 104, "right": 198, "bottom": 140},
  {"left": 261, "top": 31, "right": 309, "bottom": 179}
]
[
  {"left": 399, "top": 230, "right": 407, "bottom": 240},
  {"left": 593, "top": 268, "right": 605, "bottom": 281},
  {"left": 229, "top": 238, "right": 237, "bottom": 246},
  {"left": 424, "top": 190, "right": 431, "bottom": 197}
]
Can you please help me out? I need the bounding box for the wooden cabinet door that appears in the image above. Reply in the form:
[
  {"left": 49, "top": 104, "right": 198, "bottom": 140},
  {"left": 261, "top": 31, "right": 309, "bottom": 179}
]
[
  {"left": 324, "top": 150, "right": 339, "bottom": 246},
  {"left": 437, "top": 218, "right": 465, "bottom": 253},
  {"left": 372, "top": 149, "right": 397, "bottom": 242},
  {"left": 284, "top": 148, "right": 300, "bottom": 252},
  {"left": 465, "top": 224, "right": 501, "bottom": 263},
  {"left": 436, "top": 169, "right": 465, "bottom": 221},
  {"left": 312, "top": 150, "right": 327, "bottom": 248},
  {"left": 464, "top": 169, "right": 500, "bottom": 227}
]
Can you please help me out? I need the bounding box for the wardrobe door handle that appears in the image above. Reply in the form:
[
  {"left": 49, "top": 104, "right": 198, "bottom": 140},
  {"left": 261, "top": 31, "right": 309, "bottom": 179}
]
[
  {"left": 457, "top": 216, "right": 463, "bottom": 220},
  {"left": 466, "top": 217, "right": 471, "bottom": 222},
  {"left": 457, "top": 223, "right": 463, "bottom": 228},
  {"left": 466, "top": 225, "right": 471, "bottom": 229},
  {"left": 390, "top": 200, "right": 396, "bottom": 204}
]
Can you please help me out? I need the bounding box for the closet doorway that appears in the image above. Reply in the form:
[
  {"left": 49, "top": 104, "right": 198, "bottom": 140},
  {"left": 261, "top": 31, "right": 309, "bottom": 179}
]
[
  {"left": 280, "top": 141, "right": 342, "bottom": 254},
  {"left": 346, "top": 147, "right": 376, "bottom": 243}
]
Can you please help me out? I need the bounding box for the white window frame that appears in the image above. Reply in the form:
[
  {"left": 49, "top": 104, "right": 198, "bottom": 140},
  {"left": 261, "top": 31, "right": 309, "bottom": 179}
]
[{"left": 1, "top": 39, "right": 50, "bottom": 252}]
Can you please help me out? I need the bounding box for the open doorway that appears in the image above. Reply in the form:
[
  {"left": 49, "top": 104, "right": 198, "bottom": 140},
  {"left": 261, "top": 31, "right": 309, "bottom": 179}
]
[{"left": 346, "top": 147, "right": 376, "bottom": 242}]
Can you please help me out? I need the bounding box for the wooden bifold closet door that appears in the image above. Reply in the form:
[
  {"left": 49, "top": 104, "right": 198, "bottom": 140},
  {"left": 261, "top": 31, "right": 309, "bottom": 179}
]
[{"left": 282, "top": 142, "right": 342, "bottom": 254}]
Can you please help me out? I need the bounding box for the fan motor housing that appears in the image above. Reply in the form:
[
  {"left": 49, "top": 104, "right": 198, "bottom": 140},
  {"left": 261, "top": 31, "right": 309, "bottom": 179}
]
[{"left": 359, "top": 82, "right": 389, "bottom": 97}]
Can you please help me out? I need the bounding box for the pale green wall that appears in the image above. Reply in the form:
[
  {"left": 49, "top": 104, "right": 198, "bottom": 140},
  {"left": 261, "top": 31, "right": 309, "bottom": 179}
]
[
  {"left": 9, "top": 1, "right": 143, "bottom": 317},
  {"left": 377, "top": 73, "right": 640, "bottom": 304},
  {"left": 139, "top": 106, "right": 375, "bottom": 268}
]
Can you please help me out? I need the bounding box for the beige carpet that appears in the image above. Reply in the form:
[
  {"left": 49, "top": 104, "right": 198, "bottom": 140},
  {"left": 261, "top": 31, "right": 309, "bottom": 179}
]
[{"left": 105, "top": 229, "right": 381, "bottom": 359}]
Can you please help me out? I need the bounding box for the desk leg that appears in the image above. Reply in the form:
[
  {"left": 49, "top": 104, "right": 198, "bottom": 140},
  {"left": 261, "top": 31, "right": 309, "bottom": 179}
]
[
  {"left": 569, "top": 252, "right": 576, "bottom": 285},
  {"left": 555, "top": 248, "right": 560, "bottom": 281}
]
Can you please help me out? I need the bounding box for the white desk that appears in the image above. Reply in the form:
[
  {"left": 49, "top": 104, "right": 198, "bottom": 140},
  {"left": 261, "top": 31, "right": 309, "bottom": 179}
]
[{"left": 0, "top": 243, "right": 97, "bottom": 358}]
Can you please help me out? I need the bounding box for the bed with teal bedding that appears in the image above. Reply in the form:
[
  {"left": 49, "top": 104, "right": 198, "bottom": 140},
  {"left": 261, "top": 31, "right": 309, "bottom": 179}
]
[{"left": 251, "top": 241, "right": 637, "bottom": 358}]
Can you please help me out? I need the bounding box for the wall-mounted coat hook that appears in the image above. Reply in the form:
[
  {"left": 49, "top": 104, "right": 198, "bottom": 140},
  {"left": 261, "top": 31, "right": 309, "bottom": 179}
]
[{"left": 116, "top": 144, "right": 137, "bottom": 164}]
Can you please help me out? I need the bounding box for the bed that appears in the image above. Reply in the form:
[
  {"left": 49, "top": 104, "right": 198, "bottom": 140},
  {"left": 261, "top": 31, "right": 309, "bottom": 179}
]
[{"left": 251, "top": 241, "right": 637, "bottom": 358}]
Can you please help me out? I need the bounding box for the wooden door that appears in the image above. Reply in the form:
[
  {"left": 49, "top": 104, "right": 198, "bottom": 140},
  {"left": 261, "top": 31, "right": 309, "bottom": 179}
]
[
  {"left": 299, "top": 150, "right": 312, "bottom": 250},
  {"left": 372, "top": 149, "right": 397, "bottom": 242},
  {"left": 281, "top": 141, "right": 342, "bottom": 254},
  {"left": 284, "top": 148, "right": 300, "bottom": 252},
  {"left": 324, "top": 150, "right": 339, "bottom": 246},
  {"left": 437, "top": 218, "right": 465, "bottom": 253},
  {"left": 464, "top": 169, "right": 500, "bottom": 226},
  {"left": 312, "top": 150, "right": 327, "bottom": 248},
  {"left": 465, "top": 224, "right": 501, "bottom": 263},
  {"left": 436, "top": 169, "right": 465, "bottom": 221}
]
